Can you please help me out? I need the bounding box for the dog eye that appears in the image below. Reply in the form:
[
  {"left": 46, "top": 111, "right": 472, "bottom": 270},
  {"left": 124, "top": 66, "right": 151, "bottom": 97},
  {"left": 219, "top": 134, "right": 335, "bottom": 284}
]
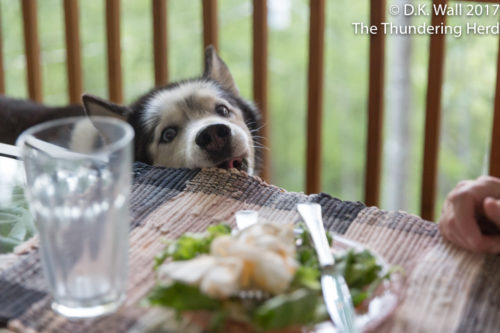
[
  {"left": 215, "top": 105, "right": 230, "bottom": 117},
  {"left": 160, "top": 127, "right": 177, "bottom": 143}
]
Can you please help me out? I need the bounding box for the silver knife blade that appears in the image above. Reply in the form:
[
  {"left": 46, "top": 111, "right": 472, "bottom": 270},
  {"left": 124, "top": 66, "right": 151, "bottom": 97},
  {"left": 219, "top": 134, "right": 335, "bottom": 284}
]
[
  {"left": 297, "top": 203, "right": 357, "bottom": 333},
  {"left": 321, "top": 269, "right": 357, "bottom": 333}
]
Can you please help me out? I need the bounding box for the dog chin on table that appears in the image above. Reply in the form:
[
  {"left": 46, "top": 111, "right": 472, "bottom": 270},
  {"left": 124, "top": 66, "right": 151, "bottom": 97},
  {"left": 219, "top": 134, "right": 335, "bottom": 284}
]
[{"left": 0, "top": 46, "right": 263, "bottom": 176}]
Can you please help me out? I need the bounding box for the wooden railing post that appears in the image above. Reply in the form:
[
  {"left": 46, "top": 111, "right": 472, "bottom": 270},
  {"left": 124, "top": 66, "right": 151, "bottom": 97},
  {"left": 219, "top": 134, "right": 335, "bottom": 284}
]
[
  {"left": 252, "top": 0, "right": 269, "bottom": 181},
  {"left": 153, "top": 0, "right": 168, "bottom": 86},
  {"left": 202, "top": 0, "right": 218, "bottom": 51},
  {"left": 364, "top": 0, "right": 386, "bottom": 206},
  {"left": 489, "top": 35, "right": 500, "bottom": 177},
  {"left": 0, "top": 2, "right": 4, "bottom": 95},
  {"left": 21, "top": 0, "right": 42, "bottom": 102},
  {"left": 63, "top": 0, "right": 82, "bottom": 104},
  {"left": 421, "top": 0, "right": 447, "bottom": 221},
  {"left": 105, "top": 0, "right": 123, "bottom": 103},
  {"left": 305, "top": 0, "right": 325, "bottom": 194}
]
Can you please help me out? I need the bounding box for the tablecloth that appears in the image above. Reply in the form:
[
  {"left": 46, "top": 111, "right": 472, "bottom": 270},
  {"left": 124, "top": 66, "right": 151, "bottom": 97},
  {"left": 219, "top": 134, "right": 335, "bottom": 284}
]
[{"left": 0, "top": 163, "right": 498, "bottom": 332}]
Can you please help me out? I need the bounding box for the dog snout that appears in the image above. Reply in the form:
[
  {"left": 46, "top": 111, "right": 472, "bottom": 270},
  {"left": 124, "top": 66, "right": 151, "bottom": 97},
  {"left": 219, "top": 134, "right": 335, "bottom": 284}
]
[{"left": 195, "top": 124, "right": 231, "bottom": 152}]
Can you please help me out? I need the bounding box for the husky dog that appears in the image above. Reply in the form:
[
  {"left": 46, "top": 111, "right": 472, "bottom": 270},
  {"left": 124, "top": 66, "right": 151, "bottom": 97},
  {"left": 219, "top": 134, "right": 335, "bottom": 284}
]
[
  {"left": 82, "top": 46, "right": 261, "bottom": 174},
  {"left": 1, "top": 46, "right": 262, "bottom": 174}
]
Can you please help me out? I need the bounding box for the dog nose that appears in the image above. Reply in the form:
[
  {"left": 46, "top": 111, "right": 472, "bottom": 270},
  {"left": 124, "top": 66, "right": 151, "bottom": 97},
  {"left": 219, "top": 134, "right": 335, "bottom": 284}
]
[{"left": 195, "top": 124, "right": 231, "bottom": 151}]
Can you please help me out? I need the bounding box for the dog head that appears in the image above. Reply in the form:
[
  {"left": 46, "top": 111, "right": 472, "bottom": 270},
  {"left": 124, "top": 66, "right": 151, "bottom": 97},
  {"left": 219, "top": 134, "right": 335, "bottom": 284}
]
[{"left": 81, "top": 46, "right": 262, "bottom": 174}]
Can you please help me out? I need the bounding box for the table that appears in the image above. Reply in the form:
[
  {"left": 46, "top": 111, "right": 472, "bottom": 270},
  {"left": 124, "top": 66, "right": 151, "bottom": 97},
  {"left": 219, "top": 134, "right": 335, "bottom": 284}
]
[{"left": 0, "top": 163, "right": 499, "bottom": 332}]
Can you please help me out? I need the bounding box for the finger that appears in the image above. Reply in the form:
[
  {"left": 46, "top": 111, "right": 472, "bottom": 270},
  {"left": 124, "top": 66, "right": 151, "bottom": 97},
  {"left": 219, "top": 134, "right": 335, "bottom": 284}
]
[
  {"left": 439, "top": 197, "right": 478, "bottom": 250},
  {"left": 480, "top": 235, "right": 500, "bottom": 253},
  {"left": 448, "top": 223, "right": 478, "bottom": 251},
  {"left": 466, "top": 176, "right": 500, "bottom": 202},
  {"left": 438, "top": 213, "right": 474, "bottom": 250},
  {"left": 441, "top": 224, "right": 465, "bottom": 248},
  {"left": 440, "top": 177, "right": 500, "bottom": 252},
  {"left": 445, "top": 222, "right": 500, "bottom": 252},
  {"left": 446, "top": 177, "right": 500, "bottom": 216},
  {"left": 438, "top": 200, "right": 456, "bottom": 240},
  {"left": 450, "top": 194, "right": 484, "bottom": 250},
  {"left": 483, "top": 197, "right": 500, "bottom": 229},
  {"left": 454, "top": 179, "right": 473, "bottom": 190},
  {"left": 438, "top": 215, "right": 453, "bottom": 241}
]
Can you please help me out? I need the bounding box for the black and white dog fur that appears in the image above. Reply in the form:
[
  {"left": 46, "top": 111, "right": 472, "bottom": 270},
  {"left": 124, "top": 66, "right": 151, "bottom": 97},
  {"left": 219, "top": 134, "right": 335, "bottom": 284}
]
[{"left": 1, "top": 46, "right": 263, "bottom": 174}]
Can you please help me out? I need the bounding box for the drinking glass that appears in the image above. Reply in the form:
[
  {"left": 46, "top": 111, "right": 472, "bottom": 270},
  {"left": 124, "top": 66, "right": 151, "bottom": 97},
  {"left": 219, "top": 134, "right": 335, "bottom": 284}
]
[{"left": 16, "top": 116, "right": 134, "bottom": 318}]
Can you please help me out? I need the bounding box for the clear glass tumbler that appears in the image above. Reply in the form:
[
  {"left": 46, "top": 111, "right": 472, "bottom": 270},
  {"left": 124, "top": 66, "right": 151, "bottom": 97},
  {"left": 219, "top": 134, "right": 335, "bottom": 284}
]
[{"left": 16, "top": 116, "right": 134, "bottom": 318}]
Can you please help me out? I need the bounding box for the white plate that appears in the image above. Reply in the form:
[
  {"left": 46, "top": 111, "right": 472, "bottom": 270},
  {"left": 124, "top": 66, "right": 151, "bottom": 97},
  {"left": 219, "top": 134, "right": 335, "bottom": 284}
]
[{"left": 311, "top": 234, "right": 404, "bottom": 333}]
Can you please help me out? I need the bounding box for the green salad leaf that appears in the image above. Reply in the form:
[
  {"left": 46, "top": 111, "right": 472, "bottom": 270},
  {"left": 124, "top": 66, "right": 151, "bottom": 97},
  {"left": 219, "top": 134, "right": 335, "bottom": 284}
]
[
  {"left": 291, "top": 265, "right": 321, "bottom": 290},
  {"left": 333, "top": 249, "right": 384, "bottom": 306},
  {"left": 154, "top": 223, "right": 231, "bottom": 268},
  {"left": 146, "top": 281, "right": 222, "bottom": 313},
  {"left": 252, "top": 288, "right": 320, "bottom": 331},
  {"left": 336, "top": 250, "right": 381, "bottom": 288}
]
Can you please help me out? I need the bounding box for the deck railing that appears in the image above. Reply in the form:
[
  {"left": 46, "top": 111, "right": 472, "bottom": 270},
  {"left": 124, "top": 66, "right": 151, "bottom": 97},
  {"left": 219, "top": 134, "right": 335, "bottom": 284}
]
[{"left": 3, "top": 0, "right": 500, "bottom": 221}]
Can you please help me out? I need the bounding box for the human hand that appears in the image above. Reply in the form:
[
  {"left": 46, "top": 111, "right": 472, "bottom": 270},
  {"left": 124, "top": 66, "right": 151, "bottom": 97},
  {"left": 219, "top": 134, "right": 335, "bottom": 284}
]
[{"left": 438, "top": 176, "right": 500, "bottom": 253}]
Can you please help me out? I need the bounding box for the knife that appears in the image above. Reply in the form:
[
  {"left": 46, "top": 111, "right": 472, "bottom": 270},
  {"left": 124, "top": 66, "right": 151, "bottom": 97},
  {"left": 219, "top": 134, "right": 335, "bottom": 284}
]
[{"left": 297, "top": 203, "right": 357, "bottom": 333}]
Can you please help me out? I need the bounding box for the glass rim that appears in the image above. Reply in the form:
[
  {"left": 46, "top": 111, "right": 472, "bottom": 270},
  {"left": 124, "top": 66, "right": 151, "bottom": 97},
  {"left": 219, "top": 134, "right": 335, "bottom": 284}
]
[{"left": 16, "top": 116, "right": 134, "bottom": 158}]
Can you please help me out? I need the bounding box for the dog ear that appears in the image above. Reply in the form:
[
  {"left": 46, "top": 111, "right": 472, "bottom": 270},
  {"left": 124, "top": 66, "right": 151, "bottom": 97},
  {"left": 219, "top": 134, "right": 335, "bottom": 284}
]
[
  {"left": 203, "top": 45, "right": 240, "bottom": 96},
  {"left": 82, "top": 94, "right": 130, "bottom": 121}
]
